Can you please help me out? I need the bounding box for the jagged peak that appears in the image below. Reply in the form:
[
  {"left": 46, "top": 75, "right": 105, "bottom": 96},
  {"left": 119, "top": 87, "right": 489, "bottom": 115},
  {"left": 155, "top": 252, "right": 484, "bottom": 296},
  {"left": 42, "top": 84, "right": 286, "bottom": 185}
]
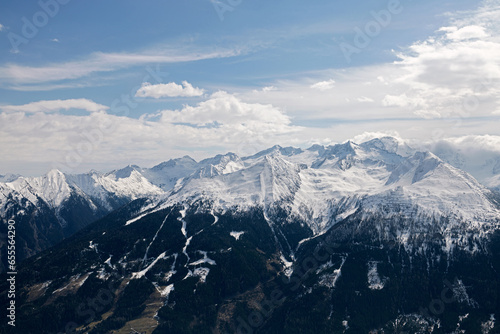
[
  {"left": 307, "top": 144, "right": 327, "bottom": 154},
  {"left": 322, "top": 140, "right": 359, "bottom": 159},
  {"left": 411, "top": 150, "right": 442, "bottom": 163},
  {"left": 0, "top": 173, "right": 21, "bottom": 183},
  {"left": 243, "top": 145, "right": 303, "bottom": 161},
  {"left": 46, "top": 168, "right": 66, "bottom": 177},
  {"left": 199, "top": 152, "right": 241, "bottom": 166},
  {"left": 360, "top": 136, "right": 398, "bottom": 152},
  {"left": 151, "top": 155, "right": 197, "bottom": 170},
  {"left": 107, "top": 165, "right": 142, "bottom": 179},
  {"left": 359, "top": 136, "right": 415, "bottom": 157}
]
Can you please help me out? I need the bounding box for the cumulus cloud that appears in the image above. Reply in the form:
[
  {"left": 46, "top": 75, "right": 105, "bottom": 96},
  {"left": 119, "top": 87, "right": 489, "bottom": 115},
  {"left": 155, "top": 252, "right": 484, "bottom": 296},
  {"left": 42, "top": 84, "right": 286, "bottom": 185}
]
[
  {"left": 440, "top": 25, "right": 489, "bottom": 41},
  {"left": 351, "top": 131, "right": 403, "bottom": 144},
  {"left": 387, "top": 1, "right": 500, "bottom": 118},
  {"left": 262, "top": 86, "right": 277, "bottom": 92},
  {"left": 160, "top": 91, "right": 293, "bottom": 129},
  {"left": 310, "top": 79, "right": 335, "bottom": 91},
  {"left": 135, "top": 81, "right": 205, "bottom": 98},
  {"left": 0, "top": 99, "right": 108, "bottom": 113}
]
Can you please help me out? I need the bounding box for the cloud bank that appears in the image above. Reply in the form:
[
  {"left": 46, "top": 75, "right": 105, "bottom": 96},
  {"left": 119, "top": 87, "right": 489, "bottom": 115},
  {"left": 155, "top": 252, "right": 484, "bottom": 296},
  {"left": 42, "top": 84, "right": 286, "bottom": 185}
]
[
  {"left": 1, "top": 99, "right": 108, "bottom": 113},
  {"left": 0, "top": 92, "right": 300, "bottom": 174},
  {"left": 135, "top": 81, "right": 205, "bottom": 98}
]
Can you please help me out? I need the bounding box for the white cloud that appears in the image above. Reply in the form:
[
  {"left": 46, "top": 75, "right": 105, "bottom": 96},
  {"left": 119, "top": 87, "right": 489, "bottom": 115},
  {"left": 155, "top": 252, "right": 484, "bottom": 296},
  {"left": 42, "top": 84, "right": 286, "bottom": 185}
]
[
  {"left": 3, "top": 1, "right": 500, "bottom": 175},
  {"left": 0, "top": 47, "right": 244, "bottom": 87},
  {"left": 159, "top": 91, "right": 295, "bottom": 131},
  {"left": 241, "top": 0, "right": 500, "bottom": 125},
  {"left": 382, "top": 94, "right": 433, "bottom": 118},
  {"left": 51, "top": 38, "right": 60, "bottom": 43},
  {"left": 440, "top": 25, "right": 489, "bottom": 41},
  {"left": 310, "top": 79, "right": 335, "bottom": 91},
  {"left": 135, "top": 81, "right": 205, "bottom": 98},
  {"left": 357, "top": 96, "right": 374, "bottom": 103},
  {"left": 242, "top": 66, "right": 413, "bottom": 122},
  {"left": 0, "top": 24, "right": 4, "bottom": 32},
  {"left": 0, "top": 99, "right": 108, "bottom": 113},
  {"left": 351, "top": 131, "right": 403, "bottom": 144},
  {"left": 0, "top": 92, "right": 301, "bottom": 174},
  {"left": 389, "top": 1, "right": 500, "bottom": 118},
  {"left": 262, "top": 86, "right": 277, "bottom": 92},
  {"left": 382, "top": 94, "right": 412, "bottom": 108}
]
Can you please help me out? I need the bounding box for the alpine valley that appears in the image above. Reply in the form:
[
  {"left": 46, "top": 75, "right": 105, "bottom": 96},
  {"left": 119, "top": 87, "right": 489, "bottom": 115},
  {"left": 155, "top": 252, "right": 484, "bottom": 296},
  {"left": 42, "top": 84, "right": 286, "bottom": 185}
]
[{"left": 2, "top": 136, "right": 500, "bottom": 333}]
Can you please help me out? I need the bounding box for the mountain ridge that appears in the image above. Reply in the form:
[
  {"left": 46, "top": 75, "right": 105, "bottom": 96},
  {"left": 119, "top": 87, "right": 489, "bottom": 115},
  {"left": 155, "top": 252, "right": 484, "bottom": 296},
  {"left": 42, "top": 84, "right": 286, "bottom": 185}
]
[
  {"left": 2, "top": 136, "right": 500, "bottom": 333},
  {"left": 1, "top": 136, "right": 500, "bottom": 272}
]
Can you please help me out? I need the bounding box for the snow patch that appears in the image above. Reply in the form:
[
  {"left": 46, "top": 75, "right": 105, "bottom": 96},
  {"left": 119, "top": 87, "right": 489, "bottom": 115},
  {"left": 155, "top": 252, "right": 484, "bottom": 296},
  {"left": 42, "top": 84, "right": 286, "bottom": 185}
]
[
  {"left": 367, "top": 261, "right": 387, "bottom": 290},
  {"left": 453, "top": 279, "right": 479, "bottom": 308},
  {"left": 193, "top": 267, "right": 210, "bottom": 283},
  {"left": 132, "top": 251, "right": 167, "bottom": 279},
  {"left": 189, "top": 251, "right": 216, "bottom": 266},
  {"left": 154, "top": 283, "right": 175, "bottom": 298},
  {"left": 482, "top": 314, "right": 496, "bottom": 334},
  {"left": 89, "top": 241, "right": 98, "bottom": 252},
  {"left": 280, "top": 254, "right": 294, "bottom": 278},
  {"left": 125, "top": 212, "right": 149, "bottom": 226},
  {"left": 230, "top": 231, "right": 245, "bottom": 240},
  {"left": 318, "top": 256, "right": 346, "bottom": 288}
]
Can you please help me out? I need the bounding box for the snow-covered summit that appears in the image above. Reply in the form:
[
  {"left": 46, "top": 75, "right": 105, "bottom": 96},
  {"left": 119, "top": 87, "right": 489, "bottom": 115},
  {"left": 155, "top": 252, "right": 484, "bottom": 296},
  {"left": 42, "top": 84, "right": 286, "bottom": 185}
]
[
  {"left": 128, "top": 138, "right": 500, "bottom": 244},
  {"left": 0, "top": 174, "right": 21, "bottom": 183},
  {"left": 5, "top": 169, "right": 72, "bottom": 208}
]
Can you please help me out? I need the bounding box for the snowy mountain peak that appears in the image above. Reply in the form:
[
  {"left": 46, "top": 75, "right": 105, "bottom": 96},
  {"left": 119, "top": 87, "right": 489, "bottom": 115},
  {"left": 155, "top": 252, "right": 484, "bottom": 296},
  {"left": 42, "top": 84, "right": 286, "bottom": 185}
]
[
  {"left": 194, "top": 152, "right": 244, "bottom": 177},
  {"left": 244, "top": 145, "right": 304, "bottom": 161},
  {"left": 126, "top": 142, "right": 500, "bottom": 248},
  {"left": 6, "top": 169, "right": 73, "bottom": 208},
  {"left": 0, "top": 173, "right": 21, "bottom": 183},
  {"left": 199, "top": 152, "right": 240, "bottom": 166},
  {"left": 360, "top": 136, "right": 414, "bottom": 157},
  {"left": 108, "top": 165, "right": 141, "bottom": 179},
  {"left": 151, "top": 156, "right": 197, "bottom": 171},
  {"left": 325, "top": 141, "right": 359, "bottom": 159}
]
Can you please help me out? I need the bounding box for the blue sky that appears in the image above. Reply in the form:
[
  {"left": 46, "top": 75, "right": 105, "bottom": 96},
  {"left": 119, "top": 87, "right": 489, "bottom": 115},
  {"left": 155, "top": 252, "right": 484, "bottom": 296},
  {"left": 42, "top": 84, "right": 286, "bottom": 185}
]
[{"left": 1, "top": 0, "right": 500, "bottom": 175}]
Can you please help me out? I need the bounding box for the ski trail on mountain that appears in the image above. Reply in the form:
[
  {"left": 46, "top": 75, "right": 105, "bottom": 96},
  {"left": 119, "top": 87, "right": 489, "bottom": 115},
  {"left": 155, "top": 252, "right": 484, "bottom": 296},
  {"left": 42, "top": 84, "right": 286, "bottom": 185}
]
[
  {"left": 178, "top": 206, "right": 193, "bottom": 278},
  {"left": 142, "top": 209, "right": 172, "bottom": 266},
  {"left": 134, "top": 252, "right": 167, "bottom": 279}
]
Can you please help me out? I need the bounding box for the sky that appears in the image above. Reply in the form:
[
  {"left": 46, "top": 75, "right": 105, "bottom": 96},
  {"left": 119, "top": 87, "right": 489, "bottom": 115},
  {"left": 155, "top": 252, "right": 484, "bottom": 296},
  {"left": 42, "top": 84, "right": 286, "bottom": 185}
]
[{"left": 1, "top": 0, "right": 500, "bottom": 175}]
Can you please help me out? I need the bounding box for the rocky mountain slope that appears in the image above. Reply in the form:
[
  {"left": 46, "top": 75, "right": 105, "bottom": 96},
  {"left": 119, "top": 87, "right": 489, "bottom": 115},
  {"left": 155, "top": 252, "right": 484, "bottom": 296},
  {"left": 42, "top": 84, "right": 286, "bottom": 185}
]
[{"left": 2, "top": 137, "right": 500, "bottom": 333}]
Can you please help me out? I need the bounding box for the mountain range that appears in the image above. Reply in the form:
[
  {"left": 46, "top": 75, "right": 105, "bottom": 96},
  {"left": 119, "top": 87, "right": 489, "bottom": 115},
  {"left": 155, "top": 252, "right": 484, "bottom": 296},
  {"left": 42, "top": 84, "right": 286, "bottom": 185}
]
[{"left": 1, "top": 136, "right": 500, "bottom": 333}]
